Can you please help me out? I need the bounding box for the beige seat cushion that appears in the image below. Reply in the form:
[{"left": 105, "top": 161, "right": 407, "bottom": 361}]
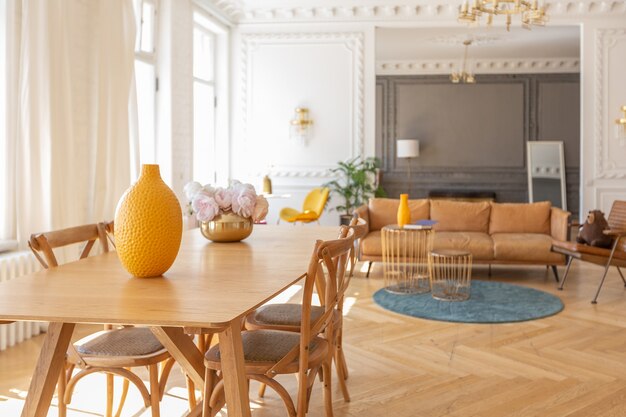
[
  {"left": 433, "top": 232, "right": 494, "bottom": 261},
  {"left": 205, "top": 330, "right": 320, "bottom": 363},
  {"left": 490, "top": 201, "right": 551, "bottom": 234},
  {"left": 430, "top": 200, "right": 491, "bottom": 233},
  {"left": 249, "top": 304, "right": 325, "bottom": 327},
  {"left": 361, "top": 230, "right": 382, "bottom": 256},
  {"left": 492, "top": 233, "right": 565, "bottom": 263},
  {"left": 368, "top": 198, "right": 430, "bottom": 231},
  {"left": 75, "top": 327, "right": 164, "bottom": 357}
]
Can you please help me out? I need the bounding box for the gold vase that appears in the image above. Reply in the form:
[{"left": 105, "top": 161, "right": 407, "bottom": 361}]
[{"left": 200, "top": 212, "right": 253, "bottom": 242}]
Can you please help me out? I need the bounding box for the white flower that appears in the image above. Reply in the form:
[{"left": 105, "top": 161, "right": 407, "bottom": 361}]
[
  {"left": 232, "top": 187, "right": 257, "bottom": 218},
  {"left": 214, "top": 187, "right": 234, "bottom": 210},
  {"left": 192, "top": 193, "right": 220, "bottom": 222},
  {"left": 252, "top": 196, "right": 269, "bottom": 222},
  {"left": 183, "top": 181, "right": 204, "bottom": 201}
]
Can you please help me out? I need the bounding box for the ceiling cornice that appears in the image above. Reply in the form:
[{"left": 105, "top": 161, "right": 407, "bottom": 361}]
[
  {"left": 377, "top": 57, "right": 580, "bottom": 75},
  {"left": 207, "top": 1, "right": 626, "bottom": 24}
]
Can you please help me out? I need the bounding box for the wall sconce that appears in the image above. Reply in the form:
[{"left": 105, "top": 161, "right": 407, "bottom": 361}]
[
  {"left": 289, "top": 107, "right": 313, "bottom": 144},
  {"left": 397, "top": 139, "right": 420, "bottom": 191},
  {"left": 616, "top": 105, "right": 626, "bottom": 146}
]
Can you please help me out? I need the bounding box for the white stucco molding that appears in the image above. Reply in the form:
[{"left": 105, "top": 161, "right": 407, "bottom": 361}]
[
  {"left": 208, "top": 1, "right": 625, "bottom": 23},
  {"left": 377, "top": 57, "right": 580, "bottom": 75},
  {"left": 595, "top": 28, "right": 626, "bottom": 180}
]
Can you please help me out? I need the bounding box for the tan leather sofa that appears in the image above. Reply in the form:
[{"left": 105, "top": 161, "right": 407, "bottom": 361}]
[{"left": 355, "top": 198, "right": 571, "bottom": 276}]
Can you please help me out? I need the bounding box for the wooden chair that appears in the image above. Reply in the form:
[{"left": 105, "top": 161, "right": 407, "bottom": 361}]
[
  {"left": 552, "top": 200, "right": 626, "bottom": 303},
  {"left": 244, "top": 220, "right": 364, "bottom": 403},
  {"left": 28, "top": 223, "right": 175, "bottom": 417},
  {"left": 203, "top": 227, "right": 355, "bottom": 417}
]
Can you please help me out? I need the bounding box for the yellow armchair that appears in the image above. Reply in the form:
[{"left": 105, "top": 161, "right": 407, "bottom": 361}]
[{"left": 279, "top": 187, "right": 330, "bottom": 224}]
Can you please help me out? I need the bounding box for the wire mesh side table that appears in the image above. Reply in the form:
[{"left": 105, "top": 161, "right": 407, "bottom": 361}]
[
  {"left": 429, "top": 249, "right": 473, "bottom": 301},
  {"left": 382, "top": 225, "right": 434, "bottom": 294}
]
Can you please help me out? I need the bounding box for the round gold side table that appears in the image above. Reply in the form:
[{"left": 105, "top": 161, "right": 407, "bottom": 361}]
[
  {"left": 429, "top": 249, "right": 473, "bottom": 301},
  {"left": 381, "top": 225, "right": 434, "bottom": 294}
]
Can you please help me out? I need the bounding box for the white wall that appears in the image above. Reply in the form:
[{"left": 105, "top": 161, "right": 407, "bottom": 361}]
[
  {"left": 230, "top": 24, "right": 376, "bottom": 225},
  {"left": 226, "top": 11, "right": 625, "bottom": 223}
]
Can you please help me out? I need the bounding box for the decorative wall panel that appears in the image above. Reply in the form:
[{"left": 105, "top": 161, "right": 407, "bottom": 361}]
[{"left": 377, "top": 73, "right": 580, "bottom": 214}]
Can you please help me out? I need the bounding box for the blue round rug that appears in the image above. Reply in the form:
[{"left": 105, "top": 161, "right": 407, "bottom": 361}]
[{"left": 373, "top": 280, "right": 564, "bottom": 324}]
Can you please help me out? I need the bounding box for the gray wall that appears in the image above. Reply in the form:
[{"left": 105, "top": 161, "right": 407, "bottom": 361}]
[{"left": 376, "top": 73, "right": 580, "bottom": 215}]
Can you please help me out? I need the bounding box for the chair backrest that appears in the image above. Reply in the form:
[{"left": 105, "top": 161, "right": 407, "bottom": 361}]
[
  {"left": 28, "top": 223, "right": 110, "bottom": 269},
  {"left": 266, "top": 227, "right": 354, "bottom": 411},
  {"left": 608, "top": 201, "right": 626, "bottom": 252},
  {"left": 348, "top": 215, "right": 368, "bottom": 241},
  {"left": 302, "top": 187, "right": 330, "bottom": 217},
  {"left": 608, "top": 201, "right": 626, "bottom": 231}
]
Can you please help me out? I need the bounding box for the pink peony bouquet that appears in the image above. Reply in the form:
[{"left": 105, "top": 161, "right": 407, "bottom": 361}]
[{"left": 184, "top": 180, "right": 269, "bottom": 223}]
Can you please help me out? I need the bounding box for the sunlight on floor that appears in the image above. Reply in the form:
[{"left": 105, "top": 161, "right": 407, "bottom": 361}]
[
  {"left": 0, "top": 373, "right": 198, "bottom": 417},
  {"left": 342, "top": 297, "right": 356, "bottom": 315}
]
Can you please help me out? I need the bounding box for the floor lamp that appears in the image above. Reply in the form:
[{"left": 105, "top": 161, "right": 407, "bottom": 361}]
[{"left": 397, "top": 139, "right": 420, "bottom": 193}]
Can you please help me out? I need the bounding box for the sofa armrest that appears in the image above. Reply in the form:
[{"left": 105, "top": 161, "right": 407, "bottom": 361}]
[
  {"left": 550, "top": 207, "right": 571, "bottom": 241},
  {"left": 354, "top": 204, "right": 370, "bottom": 235}
]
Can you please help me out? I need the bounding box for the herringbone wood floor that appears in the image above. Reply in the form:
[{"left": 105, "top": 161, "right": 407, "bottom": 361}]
[{"left": 2, "top": 261, "right": 626, "bottom": 416}]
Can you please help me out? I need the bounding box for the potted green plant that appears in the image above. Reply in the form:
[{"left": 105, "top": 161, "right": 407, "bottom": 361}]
[{"left": 325, "top": 157, "right": 386, "bottom": 225}]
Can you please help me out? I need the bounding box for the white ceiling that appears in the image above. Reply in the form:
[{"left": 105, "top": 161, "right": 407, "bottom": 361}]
[{"left": 376, "top": 26, "right": 580, "bottom": 60}]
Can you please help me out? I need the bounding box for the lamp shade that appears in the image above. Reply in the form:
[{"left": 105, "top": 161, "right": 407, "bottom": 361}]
[{"left": 397, "top": 139, "right": 420, "bottom": 158}]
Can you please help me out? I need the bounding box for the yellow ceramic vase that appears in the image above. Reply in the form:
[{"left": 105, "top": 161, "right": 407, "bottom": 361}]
[
  {"left": 114, "top": 164, "right": 182, "bottom": 278},
  {"left": 397, "top": 193, "right": 411, "bottom": 228}
]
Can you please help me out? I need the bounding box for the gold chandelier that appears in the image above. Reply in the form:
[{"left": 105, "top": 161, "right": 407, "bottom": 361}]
[
  {"left": 450, "top": 40, "right": 476, "bottom": 84},
  {"left": 458, "top": 0, "right": 548, "bottom": 31}
]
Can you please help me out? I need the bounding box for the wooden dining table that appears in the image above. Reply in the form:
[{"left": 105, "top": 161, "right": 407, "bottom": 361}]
[{"left": 0, "top": 225, "right": 338, "bottom": 417}]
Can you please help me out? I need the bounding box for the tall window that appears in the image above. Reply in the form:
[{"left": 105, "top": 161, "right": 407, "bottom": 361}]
[
  {"left": 0, "top": 0, "right": 11, "bottom": 241},
  {"left": 193, "top": 11, "right": 217, "bottom": 185},
  {"left": 133, "top": 0, "right": 157, "bottom": 164}
]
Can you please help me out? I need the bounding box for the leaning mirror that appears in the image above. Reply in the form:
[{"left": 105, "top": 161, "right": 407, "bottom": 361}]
[{"left": 527, "top": 141, "right": 567, "bottom": 211}]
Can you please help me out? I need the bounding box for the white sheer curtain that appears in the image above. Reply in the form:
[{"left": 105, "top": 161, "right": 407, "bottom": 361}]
[{"left": 11, "top": 0, "right": 136, "bottom": 246}]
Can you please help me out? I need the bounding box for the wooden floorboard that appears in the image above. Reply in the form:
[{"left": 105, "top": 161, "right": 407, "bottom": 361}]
[{"left": 1, "top": 261, "right": 626, "bottom": 416}]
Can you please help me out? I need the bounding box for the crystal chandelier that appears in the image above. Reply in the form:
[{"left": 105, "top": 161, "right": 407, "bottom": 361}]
[
  {"left": 450, "top": 40, "right": 476, "bottom": 84},
  {"left": 458, "top": 0, "right": 548, "bottom": 31}
]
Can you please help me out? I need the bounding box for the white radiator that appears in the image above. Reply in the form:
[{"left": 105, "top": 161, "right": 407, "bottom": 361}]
[{"left": 0, "top": 250, "right": 47, "bottom": 351}]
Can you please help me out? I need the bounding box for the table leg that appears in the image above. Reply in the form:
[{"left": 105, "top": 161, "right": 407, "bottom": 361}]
[
  {"left": 150, "top": 327, "right": 205, "bottom": 387},
  {"left": 21, "top": 322, "right": 75, "bottom": 417},
  {"left": 218, "top": 320, "right": 252, "bottom": 417}
]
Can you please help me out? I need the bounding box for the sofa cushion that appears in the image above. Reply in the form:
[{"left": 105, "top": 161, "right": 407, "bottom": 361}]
[
  {"left": 360, "top": 231, "right": 382, "bottom": 256},
  {"left": 489, "top": 201, "right": 551, "bottom": 235},
  {"left": 368, "top": 198, "right": 430, "bottom": 231},
  {"left": 430, "top": 200, "right": 491, "bottom": 233},
  {"left": 433, "top": 232, "right": 494, "bottom": 261},
  {"left": 492, "top": 233, "right": 564, "bottom": 263}
]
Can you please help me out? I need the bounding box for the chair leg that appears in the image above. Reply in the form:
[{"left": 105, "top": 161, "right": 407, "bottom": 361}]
[
  {"left": 551, "top": 265, "right": 559, "bottom": 283},
  {"left": 258, "top": 382, "right": 267, "bottom": 398},
  {"left": 558, "top": 257, "right": 573, "bottom": 290},
  {"left": 591, "top": 239, "right": 620, "bottom": 304},
  {"left": 617, "top": 267, "right": 626, "bottom": 287},
  {"left": 366, "top": 261, "right": 373, "bottom": 278},
  {"left": 322, "top": 361, "right": 334, "bottom": 417},
  {"left": 186, "top": 375, "right": 197, "bottom": 410},
  {"left": 149, "top": 364, "right": 161, "bottom": 417},
  {"left": 106, "top": 373, "right": 114, "bottom": 417},
  {"left": 114, "top": 375, "right": 130, "bottom": 417},
  {"left": 202, "top": 368, "right": 216, "bottom": 417},
  {"left": 334, "top": 349, "right": 350, "bottom": 402},
  {"left": 57, "top": 362, "right": 68, "bottom": 417}
]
